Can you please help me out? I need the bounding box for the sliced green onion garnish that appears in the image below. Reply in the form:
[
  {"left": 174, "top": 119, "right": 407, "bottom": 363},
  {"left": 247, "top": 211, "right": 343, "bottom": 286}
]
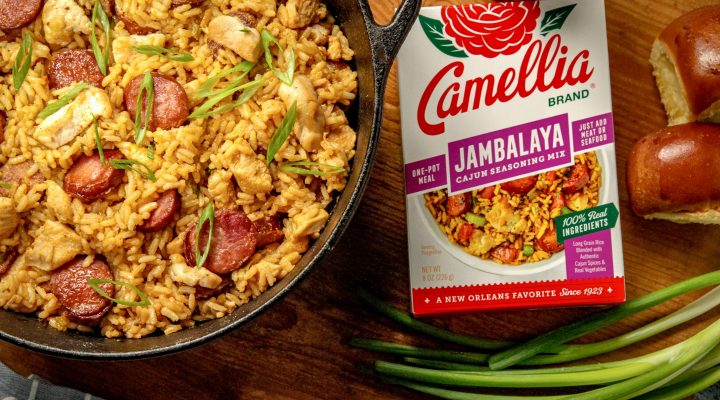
[
  {"left": 90, "top": 0, "right": 111, "bottom": 75},
  {"left": 94, "top": 119, "right": 105, "bottom": 165},
  {"left": 146, "top": 144, "right": 155, "bottom": 160},
  {"left": 280, "top": 161, "right": 345, "bottom": 176},
  {"left": 189, "top": 78, "right": 264, "bottom": 119},
  {"left": 134, "top": 72, "right": 154, "bottom": 145},
  {"left": 37, "top": 82, "right": 90, "bottom": 119},
  {"left": 193, "top": 61, "right": 254, "bottom": 99},
  {"left": 266, "top": 100, "right": 297, "bottom": 165},
  {"left": 12, "top": 32, "right": 33, "bottom": 91},
  {"left": 0, "top": 181, "right": 10, "bottom": 190},
  {"left": 195, "top": 203, "right": 214, "bottom": 269},
  {"left": 86, "top": 278, "right": 151, "bottom": 307},
  {"left": 522, "top": 245, "right": 534, "bottom": 257},
  {"left": 109, "top": 158, "right": 157, "bottom": 182},
  {"left": 260, "top": 29, "right": 294, "bottom": 85},
  {"left": 132, "top": 45, "right": 194, "bottom": 62},
  {"left": 464, "top": 212, "right": 486, "bottom": 226}
]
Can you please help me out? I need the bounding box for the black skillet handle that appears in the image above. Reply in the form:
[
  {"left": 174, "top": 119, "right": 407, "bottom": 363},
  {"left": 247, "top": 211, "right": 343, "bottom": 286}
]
[{"left": 361, "top": 0, "right": 422, "bottom": 84}]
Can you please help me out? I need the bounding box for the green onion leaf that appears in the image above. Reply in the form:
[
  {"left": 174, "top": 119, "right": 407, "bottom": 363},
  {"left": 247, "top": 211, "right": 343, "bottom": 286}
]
[
  {"left": 37, "top": 82, "right": 90, "bottom": 119},
  {"left": 0, "top": 181, "right": 10, "bottom": 190},
  {"left": 91, "top": 0, "right": 111, "bottom": 76},
  {"left": 132, "top": 45, "right": 195, "bottom": 62},
  {"left": 193, "top": 61, "right": 254, "bottom": 99},
  {"left": 86, "top": 278, "right": 151, "bottom": 307},
  {"left": 260, "top": 29, "right": 294, "bottom": 85},
  {"left": 464, "top": 212, "right": 486, "bottom": 227},
  {"left": 189, "top": 78, "right": 264, "bottom": 119},
  {"left": 109, "top": 158, "right": 157, "bottom": 182},
  {"left": 146, "top": 144, "right": 155, "bottom": 160},
  {"left": 12, "top": 33, "right": 33, "bottom": 91},
  {"left": 94, "top": 119, "right": 105, "bottom": 165},
  {"left": 266, "top": 100, "right": 297, "bottom": 165},
  {"left": 195, "top": 203, "right": 214, "bottom": 269},
  {"left": 134, "top": 72, "right": 154, "bottom": 145},
  {"left": 281, "top": 161, "right": 345, "bottom": 176}
]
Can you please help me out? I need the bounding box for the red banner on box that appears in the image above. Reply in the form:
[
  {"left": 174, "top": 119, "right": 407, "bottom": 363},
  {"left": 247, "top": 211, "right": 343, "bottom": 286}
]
[{"left": 412, "top": 277, "right": 625, "bottom": 316}]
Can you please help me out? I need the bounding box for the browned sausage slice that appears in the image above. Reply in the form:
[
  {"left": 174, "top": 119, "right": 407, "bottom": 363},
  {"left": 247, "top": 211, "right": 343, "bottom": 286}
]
[
  {"left": 0, "top": 249, "right": 17, "bottom": 276},
  {"left": 184, "top": 209, "right": 257, "bottom": 275},
  {"left": 116, "top": 12, "right": 156, "bottom": 35},
  {"left": 63, "top": 150, "right": 125, "bottom": 202},
  {"left": 51, "top": 256, "right": 115, "bottom": 325},
  {"left": 47, "top": 49, "right": 105, "bottom": 90},
  {"left": 139, "top": 189, "right": 181, "bottom": 232},
  {"left": 0, "top": 0, "right": 43, "bottom": 30},
  {"left": 229, "top": 11, "right": 258, "bottom": 28},
  {"left": 171, "top": 0, "right": 204, "bottom": 7},
  {"left": 501, "top": 175, "right": 538, "bottom": 196},
  {"left": 446, "top": 192, "right": 471, "bottom": 217},
  {"left": 490, "top": 245, "right": 519, "bottom": 264},
  {"left": 537, "top": 226, "right": 564, "bottom": 253},
  {"left": 562, "top": 163, "right": 590, "bottom": 194},
  {"left": 254, "top": 216, "right": 284, "bottom": 247},
  {"left": 0, "top": 160, "right": 44, "bottom": 196},
  {"left": 124, "top": 72, "right": 189, "bottom": 131}
]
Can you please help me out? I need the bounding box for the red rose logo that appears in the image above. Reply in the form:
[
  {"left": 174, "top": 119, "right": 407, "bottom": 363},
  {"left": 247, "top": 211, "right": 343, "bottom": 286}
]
[{"left": 441, "top": 2, "right": 541, "bottom": 58}]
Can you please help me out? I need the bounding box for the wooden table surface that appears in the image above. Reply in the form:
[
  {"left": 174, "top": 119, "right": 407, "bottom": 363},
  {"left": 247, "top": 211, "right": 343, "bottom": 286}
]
[{"left": 3, "top": 1, "right": 720, "bottom": 399}]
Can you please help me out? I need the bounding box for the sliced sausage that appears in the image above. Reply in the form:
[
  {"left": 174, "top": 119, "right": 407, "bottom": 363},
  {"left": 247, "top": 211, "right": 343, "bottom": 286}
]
[
  {"left": 550, "top": 193, "right": 566, "bottom": 211},
  {"left": 230, "top": 11, "right": 258, "bottom": 28},
  {"left": 253, "top": 216, "right": 284, "bottom": 247},
  {"left": 63, "top": 149, "right": 124, "bottom": 202},
  {"left": 184, "top": 209, "right": 257, "bottom": 275},
  {"left": 116, "top": 12, "right": 156, "bottom": 35},
  {"left": 477, "top": 186, "right": 495, "bottom": 200},
  {"left": 458, "top": 223, "right": 474, "bottom": 244},
  {"left": 51, "top": 256, "right": 115, "bottom": 325},
  {"left": 0, "top": 0, "right": 43, "bottom": 30},
  {"left": 537, "top": 226, "right": 564, "bottom": 253},
  {"left": 138, "top": 189, "right": 181, "bottom": 232},
  {"left": 124, "top": 72, "right": 189, "bottom": 131},
  {"left": 490, "top": 245, "right": 519, "bottom": 264},
  {"left": 500, "top": 175, "right": 538, "bottom": 196},
  {"left": 562, "top": 164, "right": 590, "bottom": 194},
  {"left": 171, "top": 0, "right": 204, "bottom": 7},
  {"left": 0, "top": 249, "right": 17, "bottom": 276},
  {"left": 0, "top": 160, "right": 44, "bottom": 196},
  {"left": 446, "top": 192, "right": 471, "bottom": 217},
  {"left": 47, "top": 49, "right": 104, "bottom": 90}
]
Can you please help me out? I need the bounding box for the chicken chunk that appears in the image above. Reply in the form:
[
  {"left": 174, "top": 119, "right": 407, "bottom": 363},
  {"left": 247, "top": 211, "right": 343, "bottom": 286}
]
[
  {"left": 290, "top": 203, "right": 328, "bottom": 238},
  {"left": 45, "top": 181, "right": 73, "bottom": 224},
  {"left": 0, "top": 161, "right": 45, "bottom": 197},
  {"left": 25, "top": 220, "right": 83, "bottom": 271},
  {"left": 278, "top": 0, "right": 325, "bottom": 29},
  {"left": 208, "top": 169, "right": 236, "bottom": 209},
  {"left": 34, "top": 87, "right": 112, "bottom": 149},
  {"left": 0, "top": 197, "right": 19, "bottom": 240},
  {"left": 112, "top": 33, "right": 167, "bottom": 65},
  {"left": 42, "top": 0, "right": 93, "bottom": 47},
  {"left": 207, "top": 15, "right": 262, "bottom": 62},
  {"left": 169, "top": 261, "right": 222, "bottom": 289},
  {"left": 277, "top": 75, "right": 325, "bottom": 152},
  {"left": 230, "top": 154, "right": 272, "bottom": 195}
]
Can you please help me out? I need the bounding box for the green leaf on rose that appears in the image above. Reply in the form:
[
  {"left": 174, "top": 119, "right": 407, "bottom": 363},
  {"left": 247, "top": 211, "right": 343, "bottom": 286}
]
[
  {"left": 418, "top": 15, "right": 467, "bottom": 59},
  {"left": 540, "top": 4, "right": 577, "bottom": 36}
]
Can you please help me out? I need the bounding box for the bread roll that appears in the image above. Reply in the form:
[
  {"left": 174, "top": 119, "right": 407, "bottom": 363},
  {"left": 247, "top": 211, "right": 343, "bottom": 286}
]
[
  {"left": 650, "top": 5, "right": 720, "bottom": 125},
  {"left": 627, "top": 122, "right": 720, "bottom": 223}
]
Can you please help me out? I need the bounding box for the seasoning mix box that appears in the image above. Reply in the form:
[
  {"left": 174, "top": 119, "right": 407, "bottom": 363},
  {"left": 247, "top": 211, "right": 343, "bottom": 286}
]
[{"left": 397, "top": 0, "right": 625, "bottom": 315}]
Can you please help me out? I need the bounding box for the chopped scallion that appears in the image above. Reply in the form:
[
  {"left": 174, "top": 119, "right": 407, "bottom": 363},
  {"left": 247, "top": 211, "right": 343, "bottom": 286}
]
[
  {"left": 195, "top": 203, "right": 214, "bottom": 269},
  {"left": 280, "top": 161, "right": 345, "bottom": 176},
  {"left": 134, "top": 72, "right": 154, "bottom": 145},
  {"left": 260, "top": 29, "right": 294, "bottom": 85},
  {"left": 12, "top": 33, "right": 33, "bottom": 91},
  {"left": 132, "top": 45, "right": 194, "bottom": 62},
  {"left": 146, "top": 144, "right": 155, "bottom": 160},
  {"left": 265, "top": 100, "right": 297, "bottom": 165},
  {"left": 109, "top": 158, "right": 157, "bottom": 182},
  {"left": 37, "top": 82, "right": 90, "bottom": 119},
  {"left": 90, "top": 0, "right": 111, "bottom": 75},
  {"left": 86, "top": 278, "right": 151, "bottom": 307},
  {"left": 193, "top": 61, "right": 254, "bottom": 99},
  {"left": 189, "top": 78, "right": 264, "bottom": 119},
  {"left": 94, "top": 119, "right": 105, "bottom": 165}
]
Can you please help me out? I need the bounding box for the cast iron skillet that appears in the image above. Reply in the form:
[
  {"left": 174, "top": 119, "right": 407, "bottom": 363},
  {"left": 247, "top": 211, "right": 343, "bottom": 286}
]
[{"left": 0, "top": 0, "right": 421, "bottom": 359}]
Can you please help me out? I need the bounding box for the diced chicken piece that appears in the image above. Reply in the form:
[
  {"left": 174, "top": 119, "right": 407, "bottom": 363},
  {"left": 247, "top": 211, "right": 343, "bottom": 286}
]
[
  {"left": 290, "top": 203, "right": 328, "bottom": 238},
  {"left": 207, "top": 15, "right": 262, "bottom": 62},
  {"left": 278, "top": 0, "right": 324, "bottom": 29},
  {"left": 45, "top": 181, "right": 73, "bottom": 223},
  {"left": 0, "top": 41, "right": 50, "bottom": 73},
  {"left": 112, "top": 33, "right": 167, "bottom": 65},
  {"left": 486, "top": 198, "right": 517, "bottom": 233},
  {"left": 42, "top": 0, "right": 93, "bottom": 47},
  {"left": 303, "top": 24, "right": 329, "bottom": 46},
  {"left": 467, "top": 231, "right": 495, "bottom": 256},
  {"left": 169, "top": 261, "right": 222, "bottom": 289},
  {"left": 208, "top": 169, "right": 236, "bottom": 209},
  {"left": 25, "top": 220, "right": 83, "bottom": 271},
  {"left": 230, "top": 155, "right": 272, "bottom": 195},
  {"left": 34, "top": 87, "right": 112, "bottom": 149},
  {"left": 0, "top": 197, "right": 19, "bottom": 240},
  {"left": 277, "top": 75, "right": 325, "bottom": 152}
]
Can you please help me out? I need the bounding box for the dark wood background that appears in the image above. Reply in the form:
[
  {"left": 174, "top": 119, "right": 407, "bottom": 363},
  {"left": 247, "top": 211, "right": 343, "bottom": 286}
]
[{"left": 3, "top": 1, "right": 720, "bottom": 398}]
